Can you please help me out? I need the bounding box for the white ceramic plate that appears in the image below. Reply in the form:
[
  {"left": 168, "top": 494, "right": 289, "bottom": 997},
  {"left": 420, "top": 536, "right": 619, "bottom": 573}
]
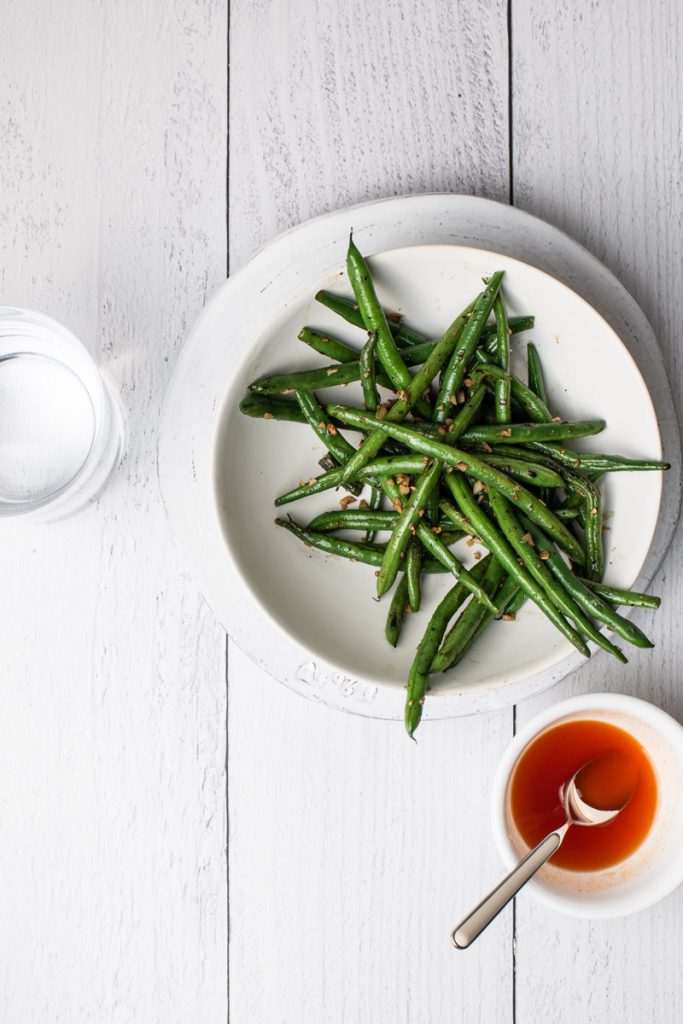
[{"left": 158, "top": 194, "right": 681, "bottom": 720}]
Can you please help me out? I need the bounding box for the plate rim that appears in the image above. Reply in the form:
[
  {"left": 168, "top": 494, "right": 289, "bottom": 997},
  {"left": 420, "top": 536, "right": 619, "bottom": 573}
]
[{"left": 158, "top": 193, "right": 682, "bottom": 721}]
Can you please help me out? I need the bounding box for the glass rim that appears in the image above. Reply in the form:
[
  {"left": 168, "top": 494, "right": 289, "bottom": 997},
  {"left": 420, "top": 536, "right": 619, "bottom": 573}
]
[{"left": 0, "top": 306, "right": 122, "bottom": 520}]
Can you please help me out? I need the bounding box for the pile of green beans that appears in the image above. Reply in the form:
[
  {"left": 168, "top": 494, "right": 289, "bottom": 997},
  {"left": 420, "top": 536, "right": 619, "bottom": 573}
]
[{"left": 240, "top": 235, "right": 669, "bottom": 738}]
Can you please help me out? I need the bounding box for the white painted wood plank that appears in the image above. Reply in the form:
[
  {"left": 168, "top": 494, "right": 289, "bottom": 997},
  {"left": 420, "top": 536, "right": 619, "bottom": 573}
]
[
  {"left": 228, "top": 648, "right": 513, "bottom": 1024},
  {"left": 228, "top": 2, "right": 514, "bottom": 1021},
  {"left": 513, "top": 2, "right": 683, "bottom": 1021},
  {"left": 229, "top": 0, "right": 511, "bottom": 268},
  {"left": 0, "top": 2, "right": 228, "bottom": 1021}
]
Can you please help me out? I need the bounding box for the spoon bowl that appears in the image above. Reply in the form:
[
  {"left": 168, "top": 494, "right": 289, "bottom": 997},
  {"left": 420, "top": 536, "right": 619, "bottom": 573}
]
[{"left": 563, "top": 763, "right": 627, "bottom": 827}]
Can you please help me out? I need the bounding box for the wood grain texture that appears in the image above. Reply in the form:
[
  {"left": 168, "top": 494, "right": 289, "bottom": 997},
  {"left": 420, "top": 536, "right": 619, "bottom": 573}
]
[
  {"left": 229, "top": 0, "right": 511, "bottom": 269},
  {"left": 5, "top": 0, "right": 683, "bottom": 1019},
  {"left": 513, "top": 2, "right": 683, "bottom": 1021},
  {"left": 228, "top": 2, "right": 514, "bottom": 1021},
  {"left": 0, "top": 1, "right": 228, "bottom": 1021},
  {"left": 228, "top": 647, "right": 513, "bottom": 1024}
]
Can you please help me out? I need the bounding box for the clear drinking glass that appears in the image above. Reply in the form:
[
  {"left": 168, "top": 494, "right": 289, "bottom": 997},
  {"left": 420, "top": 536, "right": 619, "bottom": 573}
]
[{"left": 0, "top": 307, "right": 123, "bottom": 522}]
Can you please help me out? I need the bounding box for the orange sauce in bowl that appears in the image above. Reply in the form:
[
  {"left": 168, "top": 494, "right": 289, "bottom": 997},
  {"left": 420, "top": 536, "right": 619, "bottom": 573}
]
[{"left": 508, "top": 718, "right": 658, "bottom": 871}]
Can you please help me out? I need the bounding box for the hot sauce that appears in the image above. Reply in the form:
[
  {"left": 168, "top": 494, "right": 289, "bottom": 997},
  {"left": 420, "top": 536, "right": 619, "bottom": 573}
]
[{"left": 508, "top": 718, "right": 658, "bottom": 871}]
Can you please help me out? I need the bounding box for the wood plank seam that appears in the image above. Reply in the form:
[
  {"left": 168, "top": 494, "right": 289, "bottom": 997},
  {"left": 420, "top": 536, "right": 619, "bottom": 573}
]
[{"left": 508, "top": 4, "right": 518, "bottom": 1020}]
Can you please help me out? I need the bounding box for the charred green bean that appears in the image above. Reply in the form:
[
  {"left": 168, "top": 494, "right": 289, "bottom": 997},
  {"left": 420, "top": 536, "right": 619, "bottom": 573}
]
[{"left": 385, "top": 574, "right": 411, "bottom": 646}]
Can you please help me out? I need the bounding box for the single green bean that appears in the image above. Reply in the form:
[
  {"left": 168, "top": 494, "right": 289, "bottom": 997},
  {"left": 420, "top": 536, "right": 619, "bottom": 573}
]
[
  {"left": 443, "top": 473, "right": 590, "bottom": 655},
  {"left": 525, "top": 343, "right": 552, "bottom": 505},
  {"left": 525, "top": 441, "right": 670, "bottom": 473},
  {"left": 240, "top": 393, "right": 391, "bottom": 450},
  {"left": 298, "top": 326, "right": 359, "bottom": 364},
  {"left": 434, "top": 272, "right": 504, "bottom": 421},
  {"left": 306, "top": 507, "right": 466, "bottom": 538},
  {"left": 505, "top": 588, "right": 528, "bottom": 616},
  {"left": 357, "top": 455, "right": 430, "bottom": 476},
  {"left": 426, "top": 482, "right": 439, "bottom": 527},
  {"left": 520, "top": 517, "right": 654, "bottom": 648},
  {"left": 562, "top": 468, "right": 604, "bottom": 580},
  {"left": 274, "top": 470, "right": 366, "bottom": 505},
  {"left": 406, "top": 540, "right": 423, "bottom": 613},
  {"left": 307, "top": 509, "right": 399, "bottom": 532},
  {"left": 328, "top": 405, "right": 586, "bottom": 563},
  {"left": 365, "top": 485, "right": 383, "bottom": 543},
  {"left": 294, "top": 390, "right": 357, "bottom": 465},
  {"left": 579, "top": 580, "right": 661, "bottom": 611},
  {"left": 555, "top": 507, "right": 581, "bottom": 520},
  {"left": 493, "top": 293, "right": 510, "bottom": 422},
  {"left": 240, "top": 393, "right": 309, "bottom": 423},
  {"left": 249, "top": 360, "right": 393, "bottom": 395},
  {"left": 385, "top": 574, "right": 410, "bottom": 646},
  {"left": 438, "top": 499, "right": 477, "bottom": 536},
  {"left": 414, "top": 525, "right": 496, "bottom": 613},
  {"left": 488, "top": 490, "right": 626, "bottom": 663},
  {"left": 276, "top": 517, "right": 386, "bottom": 566},
  {"left": 359, "top": 330, "right": 380, "bottom": 412},
  {"left": 470, "top": 442, "right": 558, "bottom": 465},
  {"left": 346, "top": 237, "right": 431, "bottom": 420},
  {"left": 527, "top": 343, "right": 548, "bottom": 406},
  {"left": 460, "top": 419, "right": 606, "bottom": 444},
  {"left": 404, "top": 556, "right": 492, "bottom": 738}
]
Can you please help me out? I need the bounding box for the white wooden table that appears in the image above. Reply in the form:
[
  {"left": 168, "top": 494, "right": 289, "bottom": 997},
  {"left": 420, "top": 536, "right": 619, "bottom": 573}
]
[{"left": 2, "top": 2, "right": 682, "bottom": 1021}]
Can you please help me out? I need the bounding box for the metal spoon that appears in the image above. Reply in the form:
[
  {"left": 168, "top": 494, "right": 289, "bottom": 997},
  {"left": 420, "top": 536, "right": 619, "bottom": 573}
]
[{"left": 452, "top": 762, "right": 626, "bottom": 949}]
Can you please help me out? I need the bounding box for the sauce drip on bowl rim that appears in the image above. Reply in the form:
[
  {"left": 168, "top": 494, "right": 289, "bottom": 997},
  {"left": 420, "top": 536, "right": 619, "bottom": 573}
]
[{"left": 508, "top": 718, "right": 658, "bottom": 872}]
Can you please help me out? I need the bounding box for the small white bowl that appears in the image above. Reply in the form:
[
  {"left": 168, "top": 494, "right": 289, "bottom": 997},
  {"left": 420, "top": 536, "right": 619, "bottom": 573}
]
[{"left": 490, "top": 693, "right": 683, "bottom": 919}]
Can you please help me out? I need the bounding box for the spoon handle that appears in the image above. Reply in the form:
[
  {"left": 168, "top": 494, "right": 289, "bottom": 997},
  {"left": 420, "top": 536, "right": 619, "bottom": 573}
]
[{"left": 452, "top": 823, "right": 569, "bottom": 949}]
